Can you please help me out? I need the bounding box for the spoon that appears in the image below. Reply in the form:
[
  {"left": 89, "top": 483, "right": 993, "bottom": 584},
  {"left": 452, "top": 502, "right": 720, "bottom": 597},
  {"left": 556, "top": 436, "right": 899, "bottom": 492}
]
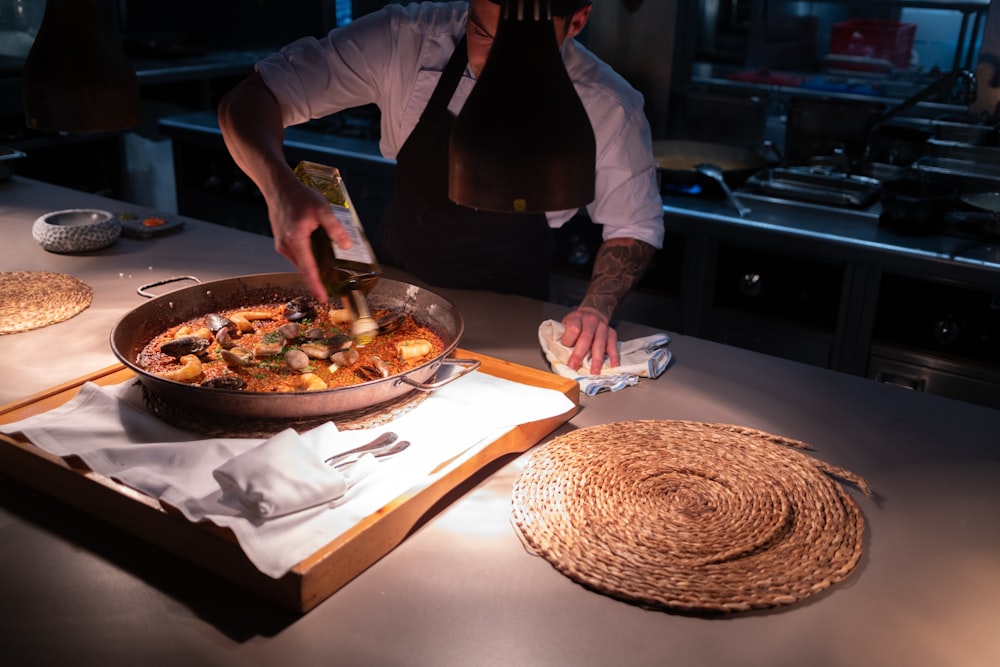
[
  {"left": 695, "top": 163, "right": 751, "bottom": 217},
  {"left": 330, "top": 439, "right": 411, "bottom": 471},
  {"left": 325, "top": 431, "right": 408, "bottom": 467}
]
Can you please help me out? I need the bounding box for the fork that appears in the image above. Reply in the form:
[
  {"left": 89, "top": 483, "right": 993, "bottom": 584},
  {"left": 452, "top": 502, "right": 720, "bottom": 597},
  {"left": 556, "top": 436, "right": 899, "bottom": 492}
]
[{"left": 324, "top": 431, "right": 410, "bottom": 468}]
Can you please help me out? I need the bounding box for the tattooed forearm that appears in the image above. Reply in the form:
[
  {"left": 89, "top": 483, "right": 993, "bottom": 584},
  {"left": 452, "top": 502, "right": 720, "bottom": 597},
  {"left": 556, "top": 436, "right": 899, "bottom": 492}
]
[{"left": 579, "top": 239, "right": 656, "bottom": 321}]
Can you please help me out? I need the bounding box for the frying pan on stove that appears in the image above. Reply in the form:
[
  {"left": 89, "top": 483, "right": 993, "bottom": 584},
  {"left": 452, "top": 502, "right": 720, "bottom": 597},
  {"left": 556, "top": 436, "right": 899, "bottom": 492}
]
[{"left": 653, "top": 140, "right": 767, "bottom": 193}]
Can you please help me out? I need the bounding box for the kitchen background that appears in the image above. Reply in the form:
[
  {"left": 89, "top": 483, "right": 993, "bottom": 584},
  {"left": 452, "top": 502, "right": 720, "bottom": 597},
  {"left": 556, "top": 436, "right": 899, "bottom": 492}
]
[{"left": 1, "top": 0, "right": 998, "bottom": 409}]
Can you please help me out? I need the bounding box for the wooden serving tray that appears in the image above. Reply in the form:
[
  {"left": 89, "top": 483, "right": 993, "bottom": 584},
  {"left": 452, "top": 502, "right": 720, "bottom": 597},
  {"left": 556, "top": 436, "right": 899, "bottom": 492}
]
[{"left": 0, "top": 349, "right": 579, "bottom": 613}]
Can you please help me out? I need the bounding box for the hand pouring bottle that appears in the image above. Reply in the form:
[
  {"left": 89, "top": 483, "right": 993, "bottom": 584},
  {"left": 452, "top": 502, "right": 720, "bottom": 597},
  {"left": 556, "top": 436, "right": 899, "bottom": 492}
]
[{"left": 295, "top": 160, "right": 380, "bottom": 345}]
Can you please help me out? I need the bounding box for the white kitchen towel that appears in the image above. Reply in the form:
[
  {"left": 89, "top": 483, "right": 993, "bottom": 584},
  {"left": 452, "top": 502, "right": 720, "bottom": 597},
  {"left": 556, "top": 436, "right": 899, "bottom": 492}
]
[
  {"left": 1, "top": 370, "right": 574, "bottom": 578},
  {"left": 538, "top": 319, "right": 672, "bottom": 396}
]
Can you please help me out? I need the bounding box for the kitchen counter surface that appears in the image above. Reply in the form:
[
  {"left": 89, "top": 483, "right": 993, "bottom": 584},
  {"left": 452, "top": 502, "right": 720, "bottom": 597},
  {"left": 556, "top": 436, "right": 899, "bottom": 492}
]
[
  {"left": 663, "top": 191, "right": 1000, "bottom": 279},
  {"left": 1, "top": 178, "right": 999, "bottom": 667}
]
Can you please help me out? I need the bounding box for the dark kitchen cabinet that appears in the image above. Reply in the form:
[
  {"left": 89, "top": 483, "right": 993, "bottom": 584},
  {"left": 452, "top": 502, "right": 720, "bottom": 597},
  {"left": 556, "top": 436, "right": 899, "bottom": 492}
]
[
  {"left": 701, "top": 242, "right": 846, "bottom": 367},
  {"left": 868, "top": 272, "right": 1000, "bottom": 407},
  {"left": 663, "top": 198, "right": 1000, "bottom": 410},
  {"left": 3, "top": 131, "right": 126, "bottom": 198}
]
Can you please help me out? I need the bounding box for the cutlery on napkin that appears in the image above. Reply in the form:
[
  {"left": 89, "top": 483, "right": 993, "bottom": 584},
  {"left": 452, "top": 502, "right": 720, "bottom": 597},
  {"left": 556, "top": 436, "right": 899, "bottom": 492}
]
[
  {"left": 538, "top": 319, "right": 672, "bottom": 395},
  {"left": 214, "top": 424, "right": 394, "bottom": 519}
]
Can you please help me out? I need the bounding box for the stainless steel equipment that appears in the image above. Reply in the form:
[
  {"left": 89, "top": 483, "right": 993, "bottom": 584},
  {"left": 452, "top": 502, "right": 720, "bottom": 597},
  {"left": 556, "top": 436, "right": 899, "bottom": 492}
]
[
  {"left": 864, "top": 69, "right": 980, "bottom": 161},
  {"left": 746, "top": 166, "right": 883, "bottom": 208}
]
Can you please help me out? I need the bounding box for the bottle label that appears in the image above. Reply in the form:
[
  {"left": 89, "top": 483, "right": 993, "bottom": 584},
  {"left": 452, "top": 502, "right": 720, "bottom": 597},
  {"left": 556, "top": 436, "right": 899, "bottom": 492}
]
[{"left": 329, "top": 203, "right": 376, "bottom": 265}]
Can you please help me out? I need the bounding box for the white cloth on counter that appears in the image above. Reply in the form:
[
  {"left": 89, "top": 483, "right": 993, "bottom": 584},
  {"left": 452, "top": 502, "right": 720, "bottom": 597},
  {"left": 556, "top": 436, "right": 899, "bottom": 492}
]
[
  {"left": 538, "top": 319, "right": 672, "bottom": 396},
  {"left": 0, "top": 370, "right": 574, "bottom": 578}
]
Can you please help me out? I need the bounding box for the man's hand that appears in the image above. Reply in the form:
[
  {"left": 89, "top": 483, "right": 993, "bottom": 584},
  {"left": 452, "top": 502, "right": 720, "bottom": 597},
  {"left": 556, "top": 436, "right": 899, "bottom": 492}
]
[
  {"left": 218, "top": 73, "right": 353, "bottom": 303},
  {"left": 268, "top": 178, "right": 353, "bottom": 303},
  {"left": 560, "top": 307, "right": 619, "bottom": 374},
  {"left": 561, "top": 237, "right": 656, "bottom": 374}
]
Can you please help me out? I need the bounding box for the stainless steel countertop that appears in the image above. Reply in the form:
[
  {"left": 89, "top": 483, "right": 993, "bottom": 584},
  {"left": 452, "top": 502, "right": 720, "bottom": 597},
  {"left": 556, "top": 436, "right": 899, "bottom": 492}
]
[{"left": 2, "top": 177, "right": 999, "bottom": 667}]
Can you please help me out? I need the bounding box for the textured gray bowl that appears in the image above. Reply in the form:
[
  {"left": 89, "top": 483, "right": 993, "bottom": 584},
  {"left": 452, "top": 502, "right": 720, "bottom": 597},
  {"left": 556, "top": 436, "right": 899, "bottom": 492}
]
[{"left": 32, "top": 208, "right": 121, "bottom": 253}]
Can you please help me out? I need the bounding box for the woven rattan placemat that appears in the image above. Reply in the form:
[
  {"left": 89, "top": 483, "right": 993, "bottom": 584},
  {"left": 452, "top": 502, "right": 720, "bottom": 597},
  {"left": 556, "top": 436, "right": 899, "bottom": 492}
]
[
  {"left": 511, "top": 420, "right": 872, "bottom": 614},
  {"left": 0, "top": 271, "right": 93, "bottom": 335}
]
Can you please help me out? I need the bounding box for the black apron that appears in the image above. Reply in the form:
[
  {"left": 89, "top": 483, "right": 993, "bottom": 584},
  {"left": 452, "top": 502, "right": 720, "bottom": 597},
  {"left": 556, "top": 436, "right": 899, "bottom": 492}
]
[{"left": 374, "top": 36, "right": 553, "bottom": 300}]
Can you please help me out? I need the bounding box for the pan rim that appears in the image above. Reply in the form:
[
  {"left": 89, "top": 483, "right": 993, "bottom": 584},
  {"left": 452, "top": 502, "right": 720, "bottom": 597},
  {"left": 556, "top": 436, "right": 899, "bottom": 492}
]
[{"left": 109, "top": 272, "right": 464, "bottom": 399}]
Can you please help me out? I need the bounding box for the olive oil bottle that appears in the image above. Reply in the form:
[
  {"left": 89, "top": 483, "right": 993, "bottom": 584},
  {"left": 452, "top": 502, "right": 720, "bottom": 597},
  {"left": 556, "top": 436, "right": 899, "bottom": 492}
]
[{"left": 294, "top": 160, "right": 380, "bottom": 345}]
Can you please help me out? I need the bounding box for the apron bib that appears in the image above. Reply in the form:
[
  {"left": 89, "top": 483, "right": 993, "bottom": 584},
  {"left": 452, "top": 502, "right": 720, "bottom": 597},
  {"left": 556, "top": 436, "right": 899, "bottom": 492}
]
[{"left": 374, "top": 36, "right": 553, "bottom": 300}]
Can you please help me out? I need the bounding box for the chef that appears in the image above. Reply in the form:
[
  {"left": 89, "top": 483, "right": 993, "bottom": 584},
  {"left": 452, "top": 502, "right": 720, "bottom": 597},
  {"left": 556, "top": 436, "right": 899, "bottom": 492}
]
[{"left": 218, "top": 0, "right": 664, "bottom": 374}]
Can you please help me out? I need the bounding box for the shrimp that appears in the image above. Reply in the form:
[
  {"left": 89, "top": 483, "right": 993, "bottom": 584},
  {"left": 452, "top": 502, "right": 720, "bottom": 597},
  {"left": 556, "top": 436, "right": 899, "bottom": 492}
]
[{"left": 156, "top": 354, "right": 202, "bottom": 382}]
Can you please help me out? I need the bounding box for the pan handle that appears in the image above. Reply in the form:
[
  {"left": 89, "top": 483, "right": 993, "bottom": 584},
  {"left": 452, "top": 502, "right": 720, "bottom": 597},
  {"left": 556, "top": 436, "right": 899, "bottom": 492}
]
[
  {"left": 137, "top": 275, "right": 201, "bottom": 298},
  {"left": 399, "top": 357, "right": 481, "bottom": 391}
]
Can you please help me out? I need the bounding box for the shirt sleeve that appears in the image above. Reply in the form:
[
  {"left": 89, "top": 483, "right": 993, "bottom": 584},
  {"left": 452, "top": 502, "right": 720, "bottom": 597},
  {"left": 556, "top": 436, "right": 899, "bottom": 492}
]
[
  {"left": 587, "top": 101, "right": 665, "bottom": 249},
  {"left": 547, "top": 48, "right": 665, "bottom": 250},
  {"left": 255, "top": 9, "right": 397, "bottom": 128},
  {"left": 254, "top": 2, "right": 468, "bottom": 158}
]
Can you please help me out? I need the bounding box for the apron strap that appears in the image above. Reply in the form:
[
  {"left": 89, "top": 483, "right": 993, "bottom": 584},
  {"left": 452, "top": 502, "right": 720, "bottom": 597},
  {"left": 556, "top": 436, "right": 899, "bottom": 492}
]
[{"left": 427, "top": 35, "right": 468, "bottom": 112}]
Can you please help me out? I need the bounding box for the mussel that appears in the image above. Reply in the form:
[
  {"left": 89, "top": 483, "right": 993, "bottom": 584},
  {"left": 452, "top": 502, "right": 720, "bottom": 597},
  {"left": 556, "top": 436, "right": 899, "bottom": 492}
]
[
  {"left": 302, "top": 327, "right": 328, "bottom": 340},
  {"left": 357, "top": 356, "right": 390, "bottom": 381},
  {"left": 284, "top": 296, "right": 318, "bottom": 322},
  {"left": 200, "top": 376, "right": 247, "bottom": 390},
  {"left": 377, "top": 312, "right": 406, "bottom": 335},
  {"left": 327, "top": 333, "right": 353, "bottom": 350},
  {"left": 204, "top": 313, "right": 234, "bottom": 333},
  {"left": 215, "top": 327, "right": 238, "bottom": 350},
  {"left": 161, "top": 335, "right": 210, "bottom": 359},
  {"left": 220, "top": 346, "right": 254, "bottom": 367}
]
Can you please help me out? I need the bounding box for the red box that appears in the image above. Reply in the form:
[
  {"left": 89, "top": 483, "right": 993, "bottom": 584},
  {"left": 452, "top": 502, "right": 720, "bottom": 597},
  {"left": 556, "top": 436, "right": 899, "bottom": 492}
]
[{"left": 830, "top": 19, "right": 917, "bottom": 69}]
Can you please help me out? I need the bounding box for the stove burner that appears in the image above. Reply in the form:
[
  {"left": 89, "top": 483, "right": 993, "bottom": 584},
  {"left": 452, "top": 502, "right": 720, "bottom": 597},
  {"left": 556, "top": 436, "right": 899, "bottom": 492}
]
[{"left": 662, "top": 182, "right": 703, "bottom": 196}]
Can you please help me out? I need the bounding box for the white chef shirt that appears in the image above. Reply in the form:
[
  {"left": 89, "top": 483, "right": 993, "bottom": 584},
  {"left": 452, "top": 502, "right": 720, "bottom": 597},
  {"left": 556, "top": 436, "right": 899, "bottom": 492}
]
[{"left": 255, "top": 1, "right": 664, "bottom": 249}]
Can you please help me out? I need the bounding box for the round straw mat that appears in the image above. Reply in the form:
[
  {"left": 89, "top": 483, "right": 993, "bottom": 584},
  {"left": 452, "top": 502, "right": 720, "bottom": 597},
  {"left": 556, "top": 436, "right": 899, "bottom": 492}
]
[
  {"left": 0, "top": 271, "right": 93, "bottom": 335},
  {"left": 511, "top": 420, "right": 872, "bottom": 614}
]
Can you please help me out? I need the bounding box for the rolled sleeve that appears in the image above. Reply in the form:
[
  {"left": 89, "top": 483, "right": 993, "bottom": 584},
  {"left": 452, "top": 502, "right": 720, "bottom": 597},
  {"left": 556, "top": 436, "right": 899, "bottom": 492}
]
[
  {"left": 588, "top": 104, "right": 664, "bottom": 249},
  {"left": 255, "top": 12, "right": 393, "bottom": 128},
  {"left": 254, "top": 2, "right": 468, "bottom": 157},
  {"left": 547, "top": 45, "right": 665, "bottom": 250}
]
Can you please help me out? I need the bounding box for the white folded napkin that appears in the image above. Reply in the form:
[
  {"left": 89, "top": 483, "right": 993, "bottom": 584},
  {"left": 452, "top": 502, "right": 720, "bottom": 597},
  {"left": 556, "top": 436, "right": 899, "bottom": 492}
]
[
  {"left": 213, "top": 423, "right": 379, "bottom": 519},
  {"left": 538, "top": 319, "right": 672, "bottom": 396}
]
